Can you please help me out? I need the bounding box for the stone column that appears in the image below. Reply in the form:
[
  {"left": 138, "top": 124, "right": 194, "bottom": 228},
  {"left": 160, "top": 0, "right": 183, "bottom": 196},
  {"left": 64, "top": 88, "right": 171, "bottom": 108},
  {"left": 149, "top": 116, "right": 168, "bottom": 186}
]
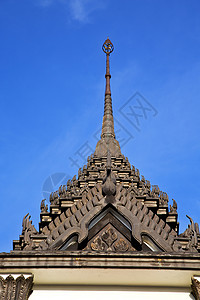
[{"left": 0, "top": 274, "right": 33, "bottom": 300}]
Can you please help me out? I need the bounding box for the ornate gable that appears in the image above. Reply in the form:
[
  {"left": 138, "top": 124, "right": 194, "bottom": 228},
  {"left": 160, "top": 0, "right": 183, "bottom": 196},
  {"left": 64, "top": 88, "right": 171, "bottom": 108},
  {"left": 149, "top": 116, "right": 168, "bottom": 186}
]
[{"left": 36, "top": 182, "right": 183, "bottom": 253}]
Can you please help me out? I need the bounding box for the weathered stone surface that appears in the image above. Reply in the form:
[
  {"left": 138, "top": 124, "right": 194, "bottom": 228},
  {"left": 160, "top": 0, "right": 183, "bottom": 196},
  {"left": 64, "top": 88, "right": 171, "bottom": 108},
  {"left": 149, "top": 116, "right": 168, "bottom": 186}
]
[{"left": 0, "top": 274, "right": 33, "bottom": 300}]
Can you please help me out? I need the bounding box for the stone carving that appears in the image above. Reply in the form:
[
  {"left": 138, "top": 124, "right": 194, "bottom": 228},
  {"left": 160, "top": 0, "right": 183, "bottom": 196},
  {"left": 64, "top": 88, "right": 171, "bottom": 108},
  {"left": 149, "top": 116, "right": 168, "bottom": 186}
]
[
  {"left": 21, "top": 151, "right": 183, "bottom": 252},
  {"left": 22, "top": 214, "right": 37, "bottom": 250},
  {"left": 136, "top": 168, "right": 140, "bottom": 179},
  {"left": 141, "top": 175, "right": 146, "bottom": 184},
  {"left": 22, "top": 214, "right": 36, "bottom": 234},
  {"left": 91, "top": 237, "right": 106, "bottom": 251},
  {"left": 131, "top": 165, "right": 136, "bottom": 174},
  {"left": 83, "top": 165, "right": 87, "bottom": 173},
  {"left": 59, "top": 185, "right": 67, "bottom": 197},
  {"left": 185, "top": 215, "right": 199, "bottom": 251},
  {"left": 139, "top": 186, "right": 147, "bottom": 196},
  {"left": 102, "top": 151, "right": 116, "bottom": 198},
  {"left": 113, "top": 238, "right": 129, "bottom": 252},
  {"left": 14, "top": 152, "right": 190, "bottom": 252},
  {"left": 34, "top": 182, "right": 185, "bottom": 252},
  {"left": 72, "top": 175, "right": 78, "bottom": 187},
  {"left": 170, "top": 199, "right": 177, "bottom": 214},
  {"left": 151, "top": 185, "right": 160, "bottom": 198},
  {"left": 191, "top": 277, "right": 200, "bottom": 300},
  {"left": 50, "top": 191, "right": 59, "bottom": 205},
  {"left": 159, "top": 192, "right": 168, "bottom": 206},
  {"left": 67, "top": 179, "right": 72, "bottom": 190},
  {"left": 180, "top": 216, "right": 200, "bottom": 252},
  {"left": 78, "top": 168, "right": 82, "bottom": 178},
  {"left": 146, "top": 180, "right": 151, "bottom": 189},
  {"left": 40, "top": 199, "right": 48, "bottom": 213},
  {"left": 102, "top": 227, "right": 117, "bottom": 250},
  {"left": 91, "top": 227, "right": 116, "bottom": 252},
  {"left": 90, "top": 226, "right": 131, "bottom": 253},
  {"left": 0, "top": 274, "right": 33, "bottom": 300},
  {"left": 80, "top": 184, "right": 89, "bottom": 195}
]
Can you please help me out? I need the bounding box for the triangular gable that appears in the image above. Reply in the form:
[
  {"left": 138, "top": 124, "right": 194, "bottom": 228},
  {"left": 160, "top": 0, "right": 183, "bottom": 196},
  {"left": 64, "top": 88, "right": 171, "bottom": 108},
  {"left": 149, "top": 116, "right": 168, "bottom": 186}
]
[{"left": 37, "top": 184, "right": 181, "bottom": 252}]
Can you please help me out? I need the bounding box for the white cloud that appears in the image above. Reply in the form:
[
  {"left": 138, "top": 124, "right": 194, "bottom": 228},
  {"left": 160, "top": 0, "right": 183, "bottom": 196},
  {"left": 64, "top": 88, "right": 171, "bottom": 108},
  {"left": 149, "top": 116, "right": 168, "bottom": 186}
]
[
  {"left": 35, "top": 0, "right": 106, "bottom": 23},
  {"left": 69, "top": 0, "right": 97, "bottom": 23}
]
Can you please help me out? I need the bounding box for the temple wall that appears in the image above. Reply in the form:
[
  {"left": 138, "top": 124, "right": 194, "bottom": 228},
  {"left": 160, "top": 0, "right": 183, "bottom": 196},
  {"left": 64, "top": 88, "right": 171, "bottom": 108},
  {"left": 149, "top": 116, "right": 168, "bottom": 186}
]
[
  {"left": 29, "top": 288, "right": 194, "bottom": 300},
  {"left": 1, "top": 270, "right": 198, "bottom": 299}
]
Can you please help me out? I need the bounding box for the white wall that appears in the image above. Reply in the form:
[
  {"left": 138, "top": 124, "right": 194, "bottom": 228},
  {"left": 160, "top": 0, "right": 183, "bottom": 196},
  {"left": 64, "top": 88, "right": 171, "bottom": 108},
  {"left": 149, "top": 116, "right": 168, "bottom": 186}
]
[{"left": 29, "top": 289, "right": 194, "bottom": 300}]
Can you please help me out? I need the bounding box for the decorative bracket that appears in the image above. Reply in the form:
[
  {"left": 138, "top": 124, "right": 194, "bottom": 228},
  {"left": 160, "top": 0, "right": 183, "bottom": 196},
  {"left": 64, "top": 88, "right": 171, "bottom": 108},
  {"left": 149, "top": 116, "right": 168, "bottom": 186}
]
[
  {"left": 0, "top": 274, "right": 33, "bottom": 300},
  {"left": 192, "top": 277, "right": 200, "bottom": 300}
]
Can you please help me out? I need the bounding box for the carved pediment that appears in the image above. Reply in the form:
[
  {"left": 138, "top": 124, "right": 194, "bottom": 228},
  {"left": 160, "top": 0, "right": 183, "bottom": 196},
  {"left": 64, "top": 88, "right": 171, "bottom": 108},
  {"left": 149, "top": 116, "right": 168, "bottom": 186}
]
[
  {"left": 34, "top": 184, "right": 182, "bottom": 253},
  {"left": 86, "top": 224, "right": 136, "bottom": 253}
]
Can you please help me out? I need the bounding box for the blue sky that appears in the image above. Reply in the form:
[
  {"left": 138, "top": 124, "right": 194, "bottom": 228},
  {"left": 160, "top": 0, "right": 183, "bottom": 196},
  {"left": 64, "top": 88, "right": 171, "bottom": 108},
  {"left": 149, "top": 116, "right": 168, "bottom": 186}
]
[{"left": 1, "top": 0, "right": 200, "bottom": 252}]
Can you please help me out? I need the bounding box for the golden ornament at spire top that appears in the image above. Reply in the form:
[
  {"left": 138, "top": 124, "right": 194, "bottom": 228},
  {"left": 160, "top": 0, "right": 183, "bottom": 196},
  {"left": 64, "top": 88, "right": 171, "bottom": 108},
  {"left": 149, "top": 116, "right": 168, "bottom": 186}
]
[{"left": 102, "top": 38, "right": 114, "bottom": 55}]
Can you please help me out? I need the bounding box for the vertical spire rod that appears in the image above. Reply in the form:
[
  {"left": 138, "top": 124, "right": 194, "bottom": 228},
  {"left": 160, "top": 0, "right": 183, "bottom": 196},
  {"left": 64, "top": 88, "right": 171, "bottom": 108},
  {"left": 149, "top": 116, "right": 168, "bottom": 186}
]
[
  {"left": 105, "top": 53, "right": 111, "bottom": 95},
  {"left": 101, "top": 38, "right": 115, "bottom": 139},
  {"left": 95, "top": 38, "right": 121, "bottom": 157}
]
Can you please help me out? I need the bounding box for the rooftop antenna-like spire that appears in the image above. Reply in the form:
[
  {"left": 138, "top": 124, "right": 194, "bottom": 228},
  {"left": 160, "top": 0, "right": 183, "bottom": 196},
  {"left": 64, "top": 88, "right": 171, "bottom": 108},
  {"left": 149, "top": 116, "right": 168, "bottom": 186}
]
[
  {"left": 95, "top": 38, "right": 121, "bottom": 157},
  {"left": 102, "top": 37, "right": 114, "bottom": 96},
  {"left": 101, "top": 38, "right": 115, "bottom": 139}
]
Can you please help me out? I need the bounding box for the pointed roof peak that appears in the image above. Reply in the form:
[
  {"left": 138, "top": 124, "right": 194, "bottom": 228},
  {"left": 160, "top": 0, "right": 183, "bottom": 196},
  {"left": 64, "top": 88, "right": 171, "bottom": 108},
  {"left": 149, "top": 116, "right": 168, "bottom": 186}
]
[{"left": 95, "top": 38, "right": 121, "bottom": 158}]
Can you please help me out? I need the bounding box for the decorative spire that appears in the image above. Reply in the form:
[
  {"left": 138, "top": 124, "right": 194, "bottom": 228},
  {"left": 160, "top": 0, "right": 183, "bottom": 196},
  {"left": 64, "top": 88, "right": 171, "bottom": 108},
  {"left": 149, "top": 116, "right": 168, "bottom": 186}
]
[
  {"left": 102, "top": 37, "right": 113, "bottom": 96},
  {"left": 101, "top": 38, "right": 115, "bottom": 139},
  {"left": 95, "top": 38, "right": 121, "bottom": 157}
]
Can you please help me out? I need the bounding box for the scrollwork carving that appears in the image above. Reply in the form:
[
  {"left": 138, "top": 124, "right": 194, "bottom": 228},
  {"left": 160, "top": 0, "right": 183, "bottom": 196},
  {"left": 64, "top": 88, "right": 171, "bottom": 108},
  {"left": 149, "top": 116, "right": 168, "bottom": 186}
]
[
  {"left": 0, "top": 274, "right": 33, "bottom": 300},
  {"left": 91, "top": 237, "right": 106, "bottom": 251},
  {"left": 90, "top": 226, "right": 131, "bottom": 252},
  {"left": 102, "top": 227, "right": 117, "bottom": 250},
  {"left": 113, "top": 238, "right": 129, "bottom": 252}
]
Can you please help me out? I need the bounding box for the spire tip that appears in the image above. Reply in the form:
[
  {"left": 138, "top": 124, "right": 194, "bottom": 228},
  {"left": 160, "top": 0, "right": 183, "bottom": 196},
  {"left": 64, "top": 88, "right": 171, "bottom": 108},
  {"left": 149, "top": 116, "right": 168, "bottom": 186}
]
[{"left": 102, "top": 38, "right": 114, "bottom": 55}]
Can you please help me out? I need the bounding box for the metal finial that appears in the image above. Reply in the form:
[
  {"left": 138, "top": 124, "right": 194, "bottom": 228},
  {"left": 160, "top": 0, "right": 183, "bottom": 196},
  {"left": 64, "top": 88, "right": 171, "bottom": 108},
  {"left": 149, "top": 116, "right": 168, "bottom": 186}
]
[{"left": 102, "top": 38, "right": 114, "bottom": 55}]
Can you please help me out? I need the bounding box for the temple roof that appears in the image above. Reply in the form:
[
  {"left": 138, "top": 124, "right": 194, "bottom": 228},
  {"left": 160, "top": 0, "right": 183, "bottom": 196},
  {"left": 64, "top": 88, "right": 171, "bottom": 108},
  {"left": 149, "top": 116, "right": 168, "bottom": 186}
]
[{"left": 13, "top": 38, "right": 200, "bottom": 254}]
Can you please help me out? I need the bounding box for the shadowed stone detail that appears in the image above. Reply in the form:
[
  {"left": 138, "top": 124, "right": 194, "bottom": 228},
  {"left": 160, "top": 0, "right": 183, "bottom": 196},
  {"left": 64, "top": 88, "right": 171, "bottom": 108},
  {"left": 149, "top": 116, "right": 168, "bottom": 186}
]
[
  {"left": 91, "top": 226, "right": 117, "bottom": 252},
  {"left": 102, "top": 151, "right": 116, "bottom": 198},
  {"left": 114, "top": 238, "right": 129, "bottom": 252},
  {"left": 89, "top": 225, "right": 132, "bottom": 252},
  {"left": 22, "top": 214, "right": 38, "bottom": 250},
  {"left": 101, "top": 227, "right": 117, "bottom": 250},
  {"left": 191, "top": 277, "right": 200, "bottom": 300},
  {"left": 180, "top": 215, "right": 200, "bottom": 252},
  {"left": 0, "top": 275, "right": 33, "bottom": 300}
]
